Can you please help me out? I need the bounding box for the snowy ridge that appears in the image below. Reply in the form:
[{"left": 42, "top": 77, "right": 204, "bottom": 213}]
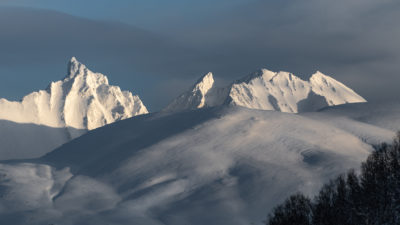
[
  {"left": 0, "top": 57, "right": 148, "bottom": 159},
  {"left": 164, "top": 69, "right": 366, "bottom": 113},
  {"left": 309, "top": 71, "right": 367, "bottom": 105},
  {"left": 0, "top": 104, "right": 398, "bottom": 225},
  {"left": 0, "top": 57, "right": 148, "bottom": 133}
]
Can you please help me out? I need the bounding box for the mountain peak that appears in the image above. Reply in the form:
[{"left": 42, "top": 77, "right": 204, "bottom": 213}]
[
  {"left": 164, "top": 68, "right": 366, "bottom": 113},
  {"left": 0, "top": 57, "right": 148, "bottom": 135},
  {"left": 70, "top": 56, "right": 78, "bottom": 64},
  {"left": 238, "top": 68, "right": 276, "bottom": 83},
  {"left": 65, "top": 57, "right": 110, "bottom": 88},
  {"left": 163, "top": 72, "right": 216, "bottom": 112},
  {"left": 310, "top": 70, "right": 330, "bottom": 80},
  {"left": 67, "top": 56, "right": 86, "bottom": 79},
  {"left": 193, "top": 72, "right": 214, "bottom": 95},
  {"left": 197, "top": 72, "right": 213, "bottom": 83}
]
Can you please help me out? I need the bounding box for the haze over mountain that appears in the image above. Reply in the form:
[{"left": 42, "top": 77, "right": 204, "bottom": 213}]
[
  {"left": 164, "top": 69, "right": 366, "bottom": 113},
  {"left": 0, "top": 57, "right": 148, "bottom": 159}
]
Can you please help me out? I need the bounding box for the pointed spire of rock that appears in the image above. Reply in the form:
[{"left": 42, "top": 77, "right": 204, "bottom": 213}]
[{"left": 67, "top": 56, "right": 87, "bottom": 79}]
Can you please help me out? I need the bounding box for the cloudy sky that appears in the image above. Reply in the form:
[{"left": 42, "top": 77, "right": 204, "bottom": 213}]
[{"left": 0, "top": 0, "right": 399, "bottom": 111}]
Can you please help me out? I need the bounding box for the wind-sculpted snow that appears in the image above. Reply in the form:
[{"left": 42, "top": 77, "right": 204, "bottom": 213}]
[
  {"left": 313, "top": 101, "right": 400, "bottom": 132},
  {"left": 0, "top": 104, "right": 397, "bottom": 225},
  {"left": 164, "top": 69, "right": 366, "bottom": 113},
  {"left": 0, "top": 57, "right": 148, "bottom": 159}
]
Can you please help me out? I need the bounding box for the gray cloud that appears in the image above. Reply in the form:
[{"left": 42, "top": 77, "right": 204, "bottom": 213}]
[
  {"left": 0, "top": 7, "right": 199, "bottom": 72},
  {"left": 0, "top": 1, "right": 399, "bottom": 110},
  {"left": 0, "top": 7, "right": 209, "bottom": 110},
  {"left": 163, "top": 0, "right": 400, "bottom": 102}
]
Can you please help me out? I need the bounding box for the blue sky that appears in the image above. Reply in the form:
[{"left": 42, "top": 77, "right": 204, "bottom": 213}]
[{"left": 0, "top": 0, "right": 399, "bottom": 111}]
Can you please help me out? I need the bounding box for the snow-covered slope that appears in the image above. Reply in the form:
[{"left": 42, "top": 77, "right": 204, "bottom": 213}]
[
  {"left": 0, "top": 103, "right": 397, "bottom": 225},
  {"left": 0, "top": 57, "right": 148, "bottom": 159},
  {"left": 309, "top": 101, "right": 400, "bottom": 132},
  {"left": 0, "top": 120, "right": 84, "bottom": 160},
  {"left": 164, "top": 69, "right": 366, "bottom": 113}
]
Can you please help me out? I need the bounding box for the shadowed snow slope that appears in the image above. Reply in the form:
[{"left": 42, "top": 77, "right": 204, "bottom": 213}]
[
  {"left": 164, "top": 69, "right": 366, "bottom": 113},
  {"left": 0, "top": 57, "right": 148, "bottom": 160},
  {"left": 0, "top": 120, "right": 84, "bottom": 160},
  {"left": 0, "top": 103, "right": 398, "bottom": 225},
  {"left": 313, "top": 101, "right": 400, "bottom": 132}
]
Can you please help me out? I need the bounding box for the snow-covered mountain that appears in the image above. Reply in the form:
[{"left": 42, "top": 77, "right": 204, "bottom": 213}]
[
  {"left": 0, "top": 102, "right": 398, "bottom": 225},
  {"left": 0, "top": 59, "right": 396, "bottom": 225},
  {"left": 0, "top": 57, "right": 148, "bottom": 159},
  {"left": 164, "top": 69, "right": 366, "bottom": 113}
]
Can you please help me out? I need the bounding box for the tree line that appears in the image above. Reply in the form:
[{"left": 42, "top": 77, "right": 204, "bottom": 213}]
[{"left": 266, "top": 133, "right": 400, "bottom": 225}]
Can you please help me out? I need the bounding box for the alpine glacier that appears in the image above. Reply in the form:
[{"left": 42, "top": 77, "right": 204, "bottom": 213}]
[
  {"left": 164, "top": 69, "right": 366, "bottom": 113},
  {"left": 0, "top": 57, "right": 148, "bottom": 159}
]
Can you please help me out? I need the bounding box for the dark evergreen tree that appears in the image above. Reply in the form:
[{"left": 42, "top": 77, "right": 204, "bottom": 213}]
[
  {"left": 266, "top": 193, "right": 313, "bottom": 225},
  {"left": 389, "top": 135, "right": 400, "bottom": 223},
  {"left": 313, "top": 181, "right": 336, "bottom": 225},
  {"left": 361, "top": 143, "right": 395, "bottom": 224},
  {"left": 313, "top": 175, "right": 357, "bottom": 225},
  {"left": 345, "top": 170, "right": 364, "bottom": 224}
]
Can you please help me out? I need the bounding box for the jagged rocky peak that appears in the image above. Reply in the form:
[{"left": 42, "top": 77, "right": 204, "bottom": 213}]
[
  {"left": 64, "top": 57, "right": 109, "bottom": 87},
  {"left": 0, "top": 57, "right": 148, "bottom": 135},
  {"left": 238, "top": 68, "right": 277, "bottom": 83},
  {"left": 164, "top": 69, "right": 366, "bottom": 113},
  {"left": 67, "top": 56, "right": 81, "bottom": 78},
  {"left": 163, "top": 72, "right": 216, "bottom": 112},
  {"left": 193, "top": 72, "right": 214, "bottom": 98}
]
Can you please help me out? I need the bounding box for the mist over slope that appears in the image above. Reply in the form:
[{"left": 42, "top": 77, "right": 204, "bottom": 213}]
[
  {"left": 0, "top": 58, "right": 147, "bottom": 159},
  {"left": 0, "top": 102, "right": 398, "bottom": 225}
]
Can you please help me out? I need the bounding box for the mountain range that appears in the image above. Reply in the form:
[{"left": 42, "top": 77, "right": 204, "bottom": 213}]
[
  {"left": 0, "top": 58, "right": 397, "bottom": 225},
  {"left": 0, "top": 58, "right": 366, "bottom": 160},
  {"left": 163, "top": 69, "right": 366, "bottom": 113}
]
